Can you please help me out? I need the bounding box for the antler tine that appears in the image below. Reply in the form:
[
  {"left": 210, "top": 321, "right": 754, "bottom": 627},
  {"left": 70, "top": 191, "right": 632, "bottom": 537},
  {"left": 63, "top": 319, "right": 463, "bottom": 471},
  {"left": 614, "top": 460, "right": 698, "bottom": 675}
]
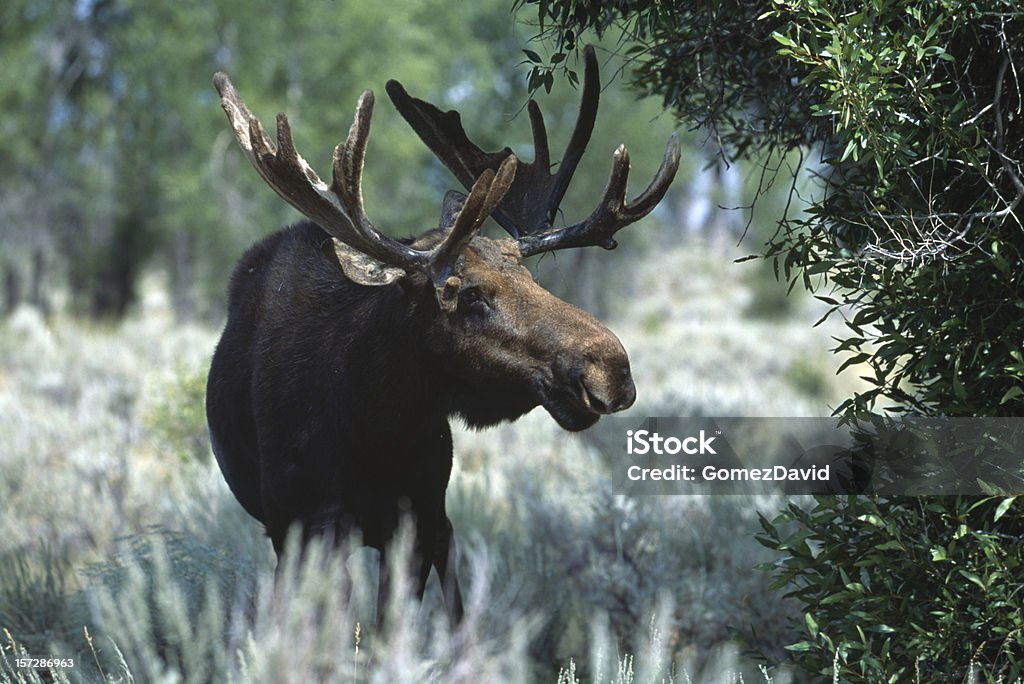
[
  {"left": 527, "top": 100, "right": 551, "bottom": 172},
  {"left": 384, "top": 79, "right": 525, "bottom": 237},
  {"left": 431, "top": 155, "right": 518, "bottom": 309},
  {"left": 447, "top": 154, "right": 518, "bottom": 250},
  {"left": 516, "top": 133, "right": 681, "bottom": 257},
  {"left": 331, "top": 91, "right": 373, "bottom": 234},
  {"left": 544, "top": 44, "right": 600, "bottom": 226},
  {"left": 384, "top": 80, "right": 506, "bottom": 191},
  {"left": 214, "top": 72, "right": 427, "bottom": 270},
  {"left": 622, "top": 133, "right": 684, "bottom": 217},
  {"left": 387, "top": 44, "right": 679, "bottom": 255}
]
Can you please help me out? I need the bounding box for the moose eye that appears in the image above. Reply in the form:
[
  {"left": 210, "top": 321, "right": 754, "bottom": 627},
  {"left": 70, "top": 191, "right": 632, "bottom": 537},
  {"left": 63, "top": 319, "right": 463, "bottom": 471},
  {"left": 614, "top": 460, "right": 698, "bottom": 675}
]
[{"left": 459, "top": 286, "right": 490, "bottom": 313}]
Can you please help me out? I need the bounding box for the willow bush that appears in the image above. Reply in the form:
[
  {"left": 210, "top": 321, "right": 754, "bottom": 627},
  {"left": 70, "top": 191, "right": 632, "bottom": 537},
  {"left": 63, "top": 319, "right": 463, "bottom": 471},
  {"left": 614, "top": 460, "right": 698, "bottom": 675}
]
[{"left": 515, "top": 0, "right": 1024, "bottom": 679}]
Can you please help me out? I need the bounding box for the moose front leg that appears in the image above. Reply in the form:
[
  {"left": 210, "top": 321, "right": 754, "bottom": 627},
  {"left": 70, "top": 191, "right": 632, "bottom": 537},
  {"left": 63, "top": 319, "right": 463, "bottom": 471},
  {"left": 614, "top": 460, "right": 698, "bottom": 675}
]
[
  {"left": 375, "top": 518, "right": 464, "bottom": 629},
  {"left": 432, "top": 516, "right": 464, "bottom": 626}
]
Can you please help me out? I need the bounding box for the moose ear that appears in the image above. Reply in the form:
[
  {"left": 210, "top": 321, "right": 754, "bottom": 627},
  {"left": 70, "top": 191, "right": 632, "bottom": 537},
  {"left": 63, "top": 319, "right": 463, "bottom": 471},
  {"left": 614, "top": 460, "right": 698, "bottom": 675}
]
[
  {"left": 322, "top": 238, "right": 405, "bottom": 286},
  {"left": 438, "top": 190, "right": 466, "bottom": 229}
]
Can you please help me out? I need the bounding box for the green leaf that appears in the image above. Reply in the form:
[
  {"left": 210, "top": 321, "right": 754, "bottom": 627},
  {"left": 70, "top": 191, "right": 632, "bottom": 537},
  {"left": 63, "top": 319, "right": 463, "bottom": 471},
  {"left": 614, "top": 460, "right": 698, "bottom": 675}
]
[
  {"left": 805, "top": 612, "right": 819, "bottom": 636},
  {"left": 999, "top": 386, "right": 1023, "bottom": 405},
  {"left": 771, "top": 32, "right": 799, "bottom": 49},
  {"left": 857, "top": 514, "right": 884, "bottom": 527},
  {"left": 837, "top": 353, "right": 871, "bottom": 374},
  {"left": 958, "top": 570, "right": 987, "bottom": 591},
  {"left": 994, "top": 497, "right": 1016, "bottom": 522}
]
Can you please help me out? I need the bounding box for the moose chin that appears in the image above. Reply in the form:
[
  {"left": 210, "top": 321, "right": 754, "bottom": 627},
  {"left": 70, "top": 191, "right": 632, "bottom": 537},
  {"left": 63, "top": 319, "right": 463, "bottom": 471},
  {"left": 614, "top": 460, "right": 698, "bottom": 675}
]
[{"left": 205, "top": 45, "right": 679, "bottom": 627}]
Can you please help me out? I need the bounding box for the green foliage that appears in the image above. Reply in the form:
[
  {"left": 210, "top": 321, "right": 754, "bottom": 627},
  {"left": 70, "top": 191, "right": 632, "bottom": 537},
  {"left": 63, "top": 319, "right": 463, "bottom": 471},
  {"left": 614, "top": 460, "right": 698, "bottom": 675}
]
[
  {"left": 143, "top": 364, "right": 211, "bottom": 464},
  {"left": 756, "top": 496, "right": 1024, "bottom": 681},
  {"left": 744, "top": 259, "right": 797, "bottom": 320},
  {"left": 517, "top": 1, "right": 1024, "bottom": 682},
  {"left": 762, "top": 0, "right": 1024, "bottom": 417},
  {"left": 515, "top": 0, "right": 817, "bottom": 153},
  {"left": 518, "top": 0, "right": 1024, "bottom": 417}
]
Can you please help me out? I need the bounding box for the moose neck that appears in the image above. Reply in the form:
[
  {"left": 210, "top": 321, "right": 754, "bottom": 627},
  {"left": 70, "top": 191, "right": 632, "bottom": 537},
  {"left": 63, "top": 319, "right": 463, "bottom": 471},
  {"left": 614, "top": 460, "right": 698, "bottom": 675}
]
[{"left": 343, "top": 285, "right": 452, "bottom": 438}]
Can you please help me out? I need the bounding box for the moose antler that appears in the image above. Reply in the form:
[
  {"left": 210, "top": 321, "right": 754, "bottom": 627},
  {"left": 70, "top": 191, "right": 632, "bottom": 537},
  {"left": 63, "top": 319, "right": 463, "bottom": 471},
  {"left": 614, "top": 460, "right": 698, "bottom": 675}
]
[
  {"left": 385, "top": 45, "right": 680, "bottom": 258},
  {"left": 213, "top": 73, "right": 515, "bottom": 307}
]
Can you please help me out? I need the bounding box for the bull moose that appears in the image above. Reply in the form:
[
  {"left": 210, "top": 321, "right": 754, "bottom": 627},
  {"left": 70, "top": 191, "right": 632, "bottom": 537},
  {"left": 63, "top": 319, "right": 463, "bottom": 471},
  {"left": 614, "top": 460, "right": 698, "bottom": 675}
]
[{"left": 205, "top": 46, "right": 680, "bottom": 625}]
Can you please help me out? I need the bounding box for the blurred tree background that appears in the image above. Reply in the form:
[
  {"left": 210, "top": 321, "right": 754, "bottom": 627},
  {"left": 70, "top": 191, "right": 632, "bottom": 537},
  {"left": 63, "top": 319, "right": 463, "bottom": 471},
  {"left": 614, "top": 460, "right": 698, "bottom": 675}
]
[{"left": 0, "top": 0, "right": 720, "bottom": 323}]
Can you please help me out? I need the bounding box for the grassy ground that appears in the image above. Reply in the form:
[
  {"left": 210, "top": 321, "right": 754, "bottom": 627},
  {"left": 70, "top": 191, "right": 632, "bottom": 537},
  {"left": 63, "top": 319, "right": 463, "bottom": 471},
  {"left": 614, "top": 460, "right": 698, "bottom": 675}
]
[{"left": 0, "top": 240, "right": 853, "bottom": 682}]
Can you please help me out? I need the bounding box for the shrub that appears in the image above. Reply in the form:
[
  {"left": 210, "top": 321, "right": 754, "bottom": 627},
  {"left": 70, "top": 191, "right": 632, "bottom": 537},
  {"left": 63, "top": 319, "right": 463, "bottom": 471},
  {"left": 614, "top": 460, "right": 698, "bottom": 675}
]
[
  {"left": 756, "top": 495, "right": 1024, "bottom": 682},
  {"left": 142, "top": 365, "right": 211, "bottom": 464},
  {"left": 0, "top": 547, "right": 86, "bottom": 660}
]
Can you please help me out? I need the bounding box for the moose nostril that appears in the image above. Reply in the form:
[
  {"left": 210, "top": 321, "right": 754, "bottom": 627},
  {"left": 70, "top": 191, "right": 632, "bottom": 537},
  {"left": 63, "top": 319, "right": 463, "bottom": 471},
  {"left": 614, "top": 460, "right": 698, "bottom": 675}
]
[
  {"left": 573, "top": 345, "right": 635, "bottom": 414},
  {"left": 604, "top": 374, "right": 636, "bottom": 413},
  {"left": 581, "top": 382, "right": 610, "bottom": 413},
  {"left": 580, "top": 370, "right": 636, "bottom": 414}
]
